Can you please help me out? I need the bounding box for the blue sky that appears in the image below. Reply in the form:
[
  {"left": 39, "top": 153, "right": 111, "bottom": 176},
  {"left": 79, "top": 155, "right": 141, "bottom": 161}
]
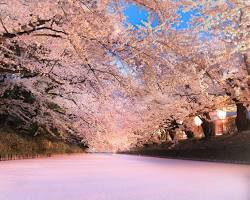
[
  {"left": 123, "top": 3, "right": 201, "bottom": 30},
  {"left": 122, "top": 2, "right": 212, "bottom": 41},
  {"left": 123, "top": 3, "right": 159, "bottom": 28},
  {"left": 172, "top": 5, "right": 202, "bottom": 30}
]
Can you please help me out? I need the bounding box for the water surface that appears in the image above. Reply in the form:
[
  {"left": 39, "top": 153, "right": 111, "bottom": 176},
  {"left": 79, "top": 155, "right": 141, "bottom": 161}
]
[{"left": 0, "top": 154, "right": 249, "bottom": 200}]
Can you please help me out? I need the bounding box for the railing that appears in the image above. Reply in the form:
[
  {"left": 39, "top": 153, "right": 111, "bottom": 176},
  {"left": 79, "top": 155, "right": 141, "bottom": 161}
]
[{"left": 0, "top": 153, "right": 52, "bottom": 161}]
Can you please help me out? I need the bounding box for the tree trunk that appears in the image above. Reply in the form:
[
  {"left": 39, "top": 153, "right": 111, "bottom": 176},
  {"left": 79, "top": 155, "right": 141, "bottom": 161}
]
[
  {"left": 169, "top": 131, "right": 175, "bottom": 141},
  {"left": 201, "top": 112, "right": 215, "bottom": 138},
  {"left": 235, "top": 103, "right": 250, "bottom": 132},
  {"left": 243, "top": 54, "right": 250, "bottom": 88},
  {"left": 243, "top": 54, "right": 250, "bottom": 75}
]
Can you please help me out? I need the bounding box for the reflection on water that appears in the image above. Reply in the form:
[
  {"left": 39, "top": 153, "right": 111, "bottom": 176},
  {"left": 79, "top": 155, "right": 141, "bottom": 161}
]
[{"left": 0, "top": 154, "right": 249, "bottom": 200}]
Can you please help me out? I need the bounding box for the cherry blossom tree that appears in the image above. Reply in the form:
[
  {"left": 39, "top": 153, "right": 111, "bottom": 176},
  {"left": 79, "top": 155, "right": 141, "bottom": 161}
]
[{"left": 0, "top": 0, "right": 249, "bottom": 151}]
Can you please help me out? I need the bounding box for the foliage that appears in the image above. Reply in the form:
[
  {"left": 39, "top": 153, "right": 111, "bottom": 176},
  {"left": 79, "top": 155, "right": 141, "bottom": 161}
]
[
  {"left": 0, "top": 128, "right": 84, "bottom": 156},
  {"left": 2, "top": 85, "right": 35, "bottom": 103}
]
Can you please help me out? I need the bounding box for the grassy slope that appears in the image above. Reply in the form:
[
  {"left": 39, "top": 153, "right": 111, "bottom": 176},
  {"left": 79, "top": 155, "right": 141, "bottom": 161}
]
[
  {"left": 0, "top": 128, "right": 85, "bottom": 157},
  {"left": 127, "top": 131, "right": 250, "bottom": 163}
]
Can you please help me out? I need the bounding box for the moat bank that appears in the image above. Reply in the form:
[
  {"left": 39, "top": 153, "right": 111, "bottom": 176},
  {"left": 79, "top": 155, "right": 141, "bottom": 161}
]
[
  {"left": 0, "top": 128, "right": 85, "bottom": 161},
  {"left": 124, "top": 130, "right": 250, "bottom": 164}
]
